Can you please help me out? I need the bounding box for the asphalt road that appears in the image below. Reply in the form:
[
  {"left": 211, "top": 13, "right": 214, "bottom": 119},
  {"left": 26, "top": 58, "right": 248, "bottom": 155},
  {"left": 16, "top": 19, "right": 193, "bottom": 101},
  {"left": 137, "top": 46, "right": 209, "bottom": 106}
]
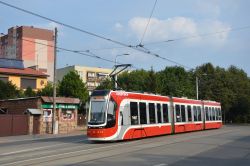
[{"left": 0, "top": 125, "right": 249, "bottom": 166}]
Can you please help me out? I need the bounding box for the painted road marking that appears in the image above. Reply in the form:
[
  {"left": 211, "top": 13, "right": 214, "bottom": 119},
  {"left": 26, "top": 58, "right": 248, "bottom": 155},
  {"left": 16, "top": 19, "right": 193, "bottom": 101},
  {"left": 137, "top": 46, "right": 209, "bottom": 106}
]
[
  {"left": 1, "top": 129, "right": 235, "bottom": 166},
  {"left": 1, "top": 140, "right": 140, "bottom": 166},
  {"left": 153, "top": 163, "right": 168, "bottom": 166},
  {"left": 0, "top": 139, "right": 85, "bottom": 156}
]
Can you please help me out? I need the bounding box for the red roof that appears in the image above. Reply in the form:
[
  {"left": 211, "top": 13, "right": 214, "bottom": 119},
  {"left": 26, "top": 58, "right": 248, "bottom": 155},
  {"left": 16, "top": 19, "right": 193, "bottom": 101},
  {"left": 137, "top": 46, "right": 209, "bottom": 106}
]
[
  {"left": 41, "top": 96, "right": 80, "bottom": 104},
  {"left": 0, "top": 67, "right": 48, "bottom": 77}
]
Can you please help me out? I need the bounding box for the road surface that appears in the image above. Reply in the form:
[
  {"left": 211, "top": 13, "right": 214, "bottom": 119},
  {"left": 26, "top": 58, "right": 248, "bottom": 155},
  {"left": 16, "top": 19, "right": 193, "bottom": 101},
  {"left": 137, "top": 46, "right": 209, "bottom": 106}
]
[{"left": 0, "top": 125, "right": 249, "bottom": 166}]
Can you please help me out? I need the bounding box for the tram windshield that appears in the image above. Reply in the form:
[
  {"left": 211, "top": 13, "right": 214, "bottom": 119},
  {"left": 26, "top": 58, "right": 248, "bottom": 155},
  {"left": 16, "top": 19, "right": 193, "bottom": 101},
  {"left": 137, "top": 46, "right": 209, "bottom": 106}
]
[{"left": 88, "top": 101, "right": 107, "bottom": 125}]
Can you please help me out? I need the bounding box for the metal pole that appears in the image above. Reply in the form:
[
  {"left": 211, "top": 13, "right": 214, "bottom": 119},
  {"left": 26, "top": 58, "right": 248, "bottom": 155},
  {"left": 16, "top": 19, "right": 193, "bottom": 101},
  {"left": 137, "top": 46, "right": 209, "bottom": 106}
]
[
  {"left": 196, "top": 76, "right": 199, "bottom": 100},
  {"left": 52, "top": 27, "right": 57, "bottom": 134},
  {"left": 115, "top": 55, "right": 118, "bottom": 89}
]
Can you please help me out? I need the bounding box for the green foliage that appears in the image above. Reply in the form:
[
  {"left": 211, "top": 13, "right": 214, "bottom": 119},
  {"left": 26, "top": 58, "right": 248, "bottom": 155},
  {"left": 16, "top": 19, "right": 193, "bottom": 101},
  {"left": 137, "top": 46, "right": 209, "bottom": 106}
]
[
  {"left": 95, "top": 78, "right": 114, "bottom": 90},
  {"left": 58, "top": 70, "right": 89, "bottom": 103},
  {"left": 37, "top": 82, "right": 54, "bottom": 96},
  {"left": 156, "top": 66, "right": 195, "bottom": 98},
  {"left": 96, "top": 63, "right": 250, "bottom": 123},
  {"left": 24, "top": 87, "right": 36, "bottom": 97},
  {"left": 0, "top": 80, "right": 22, "bottom": 99}
]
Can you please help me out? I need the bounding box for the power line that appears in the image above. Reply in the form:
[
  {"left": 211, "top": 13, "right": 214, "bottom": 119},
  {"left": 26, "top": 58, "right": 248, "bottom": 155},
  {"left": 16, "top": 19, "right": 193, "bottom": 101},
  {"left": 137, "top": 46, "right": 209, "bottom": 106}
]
[
  {"left": 0, "top": 0, "right": 191, "bottom": 69},
  {"left": 144, "top": 25, "right": 250, "bottom": 46},
  {"left": 4, "top": 34, "right": 141, "bottom": 70},
  {"left": 139, "top": 0, "right": 158, "bottom": 45},
  {"left": 0, "top": 1, "right": 131, "bottom": 48}
]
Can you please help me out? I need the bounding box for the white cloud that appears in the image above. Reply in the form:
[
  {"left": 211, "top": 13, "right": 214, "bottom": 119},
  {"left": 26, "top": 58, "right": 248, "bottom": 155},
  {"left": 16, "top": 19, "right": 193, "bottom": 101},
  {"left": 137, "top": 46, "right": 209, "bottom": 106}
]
[
  {"left": 114, "top": 22, "right": 124, "bottom": 32},
  {"left": 128, "top": 17, "right": 231, "bottom": 46}
]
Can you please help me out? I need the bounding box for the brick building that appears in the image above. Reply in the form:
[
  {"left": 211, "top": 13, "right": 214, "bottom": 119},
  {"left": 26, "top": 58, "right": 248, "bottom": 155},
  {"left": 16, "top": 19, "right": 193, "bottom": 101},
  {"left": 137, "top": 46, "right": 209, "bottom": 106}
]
[
  {"left": 0, "top": 96, "right": 80, "bottom": 135},
  {"left": 0, "top": 26, "right": 55, "bottom": 81}
]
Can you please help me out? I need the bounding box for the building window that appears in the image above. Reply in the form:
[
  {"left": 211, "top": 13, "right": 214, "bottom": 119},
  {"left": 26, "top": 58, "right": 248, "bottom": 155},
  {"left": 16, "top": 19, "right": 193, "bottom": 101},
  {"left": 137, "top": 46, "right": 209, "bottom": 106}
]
[
  {"left": 0, "top": 77, "right": 8, "bottom": 83},
  {"left": 87, "top": 82, "right": 95, "bottom": 87},
  {"left": 21, "top": 78, "right": 36, "bottom": 89},
  {"left": 97, "top": 73, "right": 108, "bottom": 80},
  {"left": 43, "top": 109, "right": 52, "bottom": 122},
  {"left": 61, "top": 109, "right": 74, "bottom": 120},
  {"left": 87, "top": 72, "right": 95, "bottom": 78}
]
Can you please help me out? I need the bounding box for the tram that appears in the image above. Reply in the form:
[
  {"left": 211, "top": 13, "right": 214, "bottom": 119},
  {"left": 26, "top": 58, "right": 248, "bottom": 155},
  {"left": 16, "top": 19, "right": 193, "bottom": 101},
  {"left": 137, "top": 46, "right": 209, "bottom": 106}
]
[{"left": 87, "top": 90, "right": 222, "bottom": 141}]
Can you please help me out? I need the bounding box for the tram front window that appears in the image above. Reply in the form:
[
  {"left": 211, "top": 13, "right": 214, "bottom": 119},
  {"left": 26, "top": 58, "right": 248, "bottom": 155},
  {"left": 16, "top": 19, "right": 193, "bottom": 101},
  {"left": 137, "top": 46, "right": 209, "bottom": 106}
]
[{"left": 89, "top": 101, "right": 106, "bottom": 125}]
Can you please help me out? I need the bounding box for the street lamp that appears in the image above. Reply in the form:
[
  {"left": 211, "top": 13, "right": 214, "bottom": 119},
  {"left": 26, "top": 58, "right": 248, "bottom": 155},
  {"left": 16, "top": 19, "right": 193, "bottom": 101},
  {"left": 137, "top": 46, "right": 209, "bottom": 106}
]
[
  {"left": 114, "top": 53, "right": 129, "bottom": 89},
  {"left": 196, "top": 73, "right": 207, "bottom": 100}
]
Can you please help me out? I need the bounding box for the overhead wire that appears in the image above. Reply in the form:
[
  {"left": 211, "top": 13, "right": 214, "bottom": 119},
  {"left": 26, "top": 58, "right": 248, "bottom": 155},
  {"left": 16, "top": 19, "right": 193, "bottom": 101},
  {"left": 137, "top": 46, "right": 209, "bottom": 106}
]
[
  {"left": 0, "top": 0, "right": 191, "bottom": 69},
  {"left": 144, "top": 25, "right": 250, "bottom": 46},
  {"left": 139, "top": 0, "right": 158, "bottom": 46}
]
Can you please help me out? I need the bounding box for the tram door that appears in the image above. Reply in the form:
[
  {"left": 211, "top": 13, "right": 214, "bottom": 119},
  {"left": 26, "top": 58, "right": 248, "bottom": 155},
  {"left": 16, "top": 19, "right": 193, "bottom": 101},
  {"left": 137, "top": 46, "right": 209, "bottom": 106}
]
[
  {"left": 130, "top": 102, "right": 143, "bottom": 139},
  {"left": 138, "top": 102, "right": 147, "bottom": 138}
]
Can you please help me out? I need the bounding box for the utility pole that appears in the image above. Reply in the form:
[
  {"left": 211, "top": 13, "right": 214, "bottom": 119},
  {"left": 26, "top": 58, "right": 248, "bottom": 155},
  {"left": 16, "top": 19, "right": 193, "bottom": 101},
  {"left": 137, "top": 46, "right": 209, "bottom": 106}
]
[
  {"left": 196, "top": 76, "right": 199, "bottom": 100},
  {"left": 52, "top": 27, "right": 58, "bottom": 134},
  {"left": 196, "top": 74, "right": 207, "bottom": 100}
]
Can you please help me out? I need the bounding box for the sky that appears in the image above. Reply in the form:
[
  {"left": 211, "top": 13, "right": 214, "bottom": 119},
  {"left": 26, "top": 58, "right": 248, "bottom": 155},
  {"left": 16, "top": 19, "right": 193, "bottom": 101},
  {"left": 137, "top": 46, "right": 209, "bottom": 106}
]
[{"left": 0, "top": 0, "right": 250, "bottom": 75}]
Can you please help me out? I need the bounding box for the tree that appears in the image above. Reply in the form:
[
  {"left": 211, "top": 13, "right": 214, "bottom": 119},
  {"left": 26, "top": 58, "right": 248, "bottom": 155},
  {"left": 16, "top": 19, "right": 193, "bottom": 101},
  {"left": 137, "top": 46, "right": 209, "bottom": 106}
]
[
  {"left": 0, "top": 80, "right": 21, "bottom": 99},
  {"left": 24, "top": 87, "right": 36, "bottom": 97},
  {"left": 37, "top": 82, "right": 54, "bottom": 96},
  {"left": 95, "top": 63, "right": 250, "bottom": 123},
  {"left": 58, "top": 70, "right": 89, "bottom": 103},
  {"left": 156, "top": 66, "right": 195, "bottom": 98}
]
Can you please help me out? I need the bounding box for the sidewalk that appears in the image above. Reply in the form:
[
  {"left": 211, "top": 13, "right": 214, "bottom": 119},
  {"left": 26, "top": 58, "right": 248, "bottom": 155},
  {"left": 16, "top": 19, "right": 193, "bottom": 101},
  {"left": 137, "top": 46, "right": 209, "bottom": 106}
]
[{"left": 0, "top": 128, "right": 87, "bottom": 144}]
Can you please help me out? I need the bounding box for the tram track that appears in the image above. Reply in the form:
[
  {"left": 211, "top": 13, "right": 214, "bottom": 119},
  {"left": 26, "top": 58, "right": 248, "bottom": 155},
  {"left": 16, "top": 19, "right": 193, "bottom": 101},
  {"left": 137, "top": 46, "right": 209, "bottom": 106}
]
[{"left": 1, "top": 128, "right": 235, "bottom": 166}]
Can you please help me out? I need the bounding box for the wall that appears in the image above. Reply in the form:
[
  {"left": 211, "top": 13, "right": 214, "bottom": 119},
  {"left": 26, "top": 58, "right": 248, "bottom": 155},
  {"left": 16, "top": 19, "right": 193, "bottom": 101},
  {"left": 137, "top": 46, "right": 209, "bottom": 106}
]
[
  {"left": 8, "top": 75, "right": 20, "bottom": 87},
  {"left": 36, "top": 78, "right": 47, "bottom": 90},
  {"left": 0, "top": 97, "right": 41, "bottom": 114}
]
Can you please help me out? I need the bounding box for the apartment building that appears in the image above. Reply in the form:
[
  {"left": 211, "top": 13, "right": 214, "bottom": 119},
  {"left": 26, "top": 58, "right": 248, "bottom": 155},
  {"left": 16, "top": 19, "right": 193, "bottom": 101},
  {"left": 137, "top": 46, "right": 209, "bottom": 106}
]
[
  {"left": 0, "top": 26, "right": 54, "bottom": 81},
  {"left": 57, "top": 65, "right": 113, "bottom": 94}
]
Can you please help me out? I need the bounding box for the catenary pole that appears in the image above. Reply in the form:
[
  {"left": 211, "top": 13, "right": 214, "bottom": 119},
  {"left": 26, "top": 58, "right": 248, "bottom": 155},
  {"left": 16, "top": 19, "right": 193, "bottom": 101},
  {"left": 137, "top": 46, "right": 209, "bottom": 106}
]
[{"left": 52, "top": 27, "right": 57, "bottom": 134}]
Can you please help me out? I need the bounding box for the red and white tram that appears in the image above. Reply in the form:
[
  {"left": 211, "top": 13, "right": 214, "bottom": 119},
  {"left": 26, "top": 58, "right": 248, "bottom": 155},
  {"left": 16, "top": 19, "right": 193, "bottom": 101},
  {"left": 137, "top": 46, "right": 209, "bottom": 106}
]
[{"left": 87, "top": 90, "right": 222, "bottom": 141}]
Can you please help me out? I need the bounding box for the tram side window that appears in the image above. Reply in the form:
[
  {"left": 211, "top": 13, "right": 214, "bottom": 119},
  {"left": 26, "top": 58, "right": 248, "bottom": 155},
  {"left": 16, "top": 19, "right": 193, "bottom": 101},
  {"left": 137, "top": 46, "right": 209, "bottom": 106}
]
[
  {"left": 157, "top": 104, "right": 162, "bottom": 123},
  {"left": 215, "top": 108, "right": 218, "bottom": 121},
  {"left": 139, "top": 102, "right": 147, "bottom": 124},
  {"left": 130, "top": 102, "right": 138, "bottom": 125},
  {"left": 212, "top": 107, "right": 215, "bottom": 121},
  {"left": 209, "top": 107, "right": 212, "bottom": 121},
  {"left": 197, "top": 106, "right": 202, "bottom": 121},
  {"left": 149, "top": 103, "right": 156, "bottom": 124},
  {"left": 163, "top": 104, "right": 169, "bottom": 123},
  {"left": 107, "top": 98, "right": 117, "bottom": 127},
  {"left": 193, "top": 106, "right": 197, "bottom": 121},
  {"left": 205, "top": 107, "right": 209, "bottom": 121},
  {"left": 175, "top": 105, "right": 181, "bottom": 122},
  {"left": 187, "top": 105, "right": 192, "bottom": 122},
  {"left": 218, "top": 108, "right": 222, "bottom": 120},
  {"left": 181, "top": 105, "right": 186, "bottom": 122}
]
